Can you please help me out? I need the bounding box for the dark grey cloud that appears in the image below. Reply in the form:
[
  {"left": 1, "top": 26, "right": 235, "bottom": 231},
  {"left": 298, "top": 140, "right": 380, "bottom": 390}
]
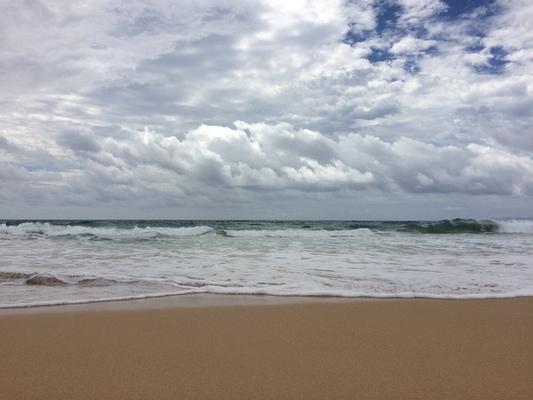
[
  {"left": 56, "top": 131, "right": 101, "bottom": 153},
  {"left": 0, "top": 135, "right": 11, "bottom": 149}
]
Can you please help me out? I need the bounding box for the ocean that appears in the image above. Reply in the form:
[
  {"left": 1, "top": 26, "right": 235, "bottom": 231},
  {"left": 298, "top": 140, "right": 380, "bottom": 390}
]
[{"left": 1, "top": 219, "right": 532, "bottom": 308}]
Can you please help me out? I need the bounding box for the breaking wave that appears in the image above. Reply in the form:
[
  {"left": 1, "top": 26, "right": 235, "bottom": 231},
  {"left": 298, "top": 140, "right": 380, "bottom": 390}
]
[
  {"left": 400, "top": 219, "right": 532, "bottom": 234},
  {"left": 219, "top": 228, "right": 375, "bottom": 238},
  {"left": 1, "top": 218, "right": 532, "bottom": 309},
  {"left": 1, "top": 219, "right": 532, "bottom": 240},
  {"left": 495, "top": 219, "right": 533, "bottom": 234},
  {"left": 0, "top": 222, "right": 214, "bottom": 240},
  {"left": 401, "top": 219, "right": 498, "bottom": 234}
]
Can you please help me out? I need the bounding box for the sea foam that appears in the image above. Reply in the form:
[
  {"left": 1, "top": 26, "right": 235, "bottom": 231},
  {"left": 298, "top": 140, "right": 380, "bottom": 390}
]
[{"left": 1, "top": 219, "right": 532, "bottom": 308}]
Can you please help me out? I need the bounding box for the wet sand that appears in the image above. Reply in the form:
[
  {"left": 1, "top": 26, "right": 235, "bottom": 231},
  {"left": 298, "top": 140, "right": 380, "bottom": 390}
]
[{"left": 1, "top": 296, "right": 532, "bottom": 399}]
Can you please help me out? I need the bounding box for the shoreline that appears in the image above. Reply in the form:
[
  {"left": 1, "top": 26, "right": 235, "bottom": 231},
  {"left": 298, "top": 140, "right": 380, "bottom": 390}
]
[
  {"left": 3, "top": 291, "right": 533, "bottom": 314},
  {"left": 0, "top": 293, "right": 361, "bottom": 315},
  {"left": 2, "top": 296, "right": 532, "bottom": 399}
]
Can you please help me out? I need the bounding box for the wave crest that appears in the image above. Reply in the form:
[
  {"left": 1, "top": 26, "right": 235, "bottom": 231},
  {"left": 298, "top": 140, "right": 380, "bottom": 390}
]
[
  {"left": 220, "top": 228, "right": 375, "bottom": 238},
  {"left": 402, "top": 219, "right": 498, "bottom": 234},
  {"left": 1, "top": 219, "right": 533, "bottom": 239},
  {"left": 495, "top": 219, "right": 533, "bottom": 234},
  {"left": 0, "top": 222, "right": 214, "bottom": 240}
]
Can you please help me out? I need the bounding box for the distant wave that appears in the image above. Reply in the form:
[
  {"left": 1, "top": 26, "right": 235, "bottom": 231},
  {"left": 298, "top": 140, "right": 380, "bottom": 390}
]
[
  {"left": 401, "top": 218, "right": 532, "bottom": 234},
  {"left": 0, "top": 222, "right": 214, "bottom": 239},
  {"left": 494, "top": 219, "right": 533, "bottom": 234},
  {"left": 1, "top": 219, "right": 532, "bottom": 240},
  {"left": 219, "top": 227, "right": 375, "bottom": 238},
  {"left": 400, "top": 219, "right": 498, "bottom": 234}
]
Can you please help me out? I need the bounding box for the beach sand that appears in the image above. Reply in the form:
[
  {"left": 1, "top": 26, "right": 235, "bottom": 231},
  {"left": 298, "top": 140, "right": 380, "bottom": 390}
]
[{"left": 1, "top": 296, "right": 532, "bottom": 399}]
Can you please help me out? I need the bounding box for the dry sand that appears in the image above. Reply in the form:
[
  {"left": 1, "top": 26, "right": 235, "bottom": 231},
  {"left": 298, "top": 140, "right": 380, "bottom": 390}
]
[{"left": 1, "top": 296, "right": 532, "bottom": 399}]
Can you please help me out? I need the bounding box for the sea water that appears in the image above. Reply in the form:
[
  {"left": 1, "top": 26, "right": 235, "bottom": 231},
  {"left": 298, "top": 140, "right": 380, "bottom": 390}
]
[{"left": 1, "top": 219, "right": 532, "bottom": 307}]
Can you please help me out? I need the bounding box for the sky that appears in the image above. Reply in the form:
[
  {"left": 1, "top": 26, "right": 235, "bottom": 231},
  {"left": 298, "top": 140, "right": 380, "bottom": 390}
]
[{"left": 1, "top": 0, "right": 532, "bottom": 220}]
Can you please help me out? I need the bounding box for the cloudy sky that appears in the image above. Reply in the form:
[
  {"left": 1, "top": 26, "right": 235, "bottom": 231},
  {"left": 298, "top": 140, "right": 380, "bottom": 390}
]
[{"left": 1, "top": 0, "right": 532, "bottom": 219}]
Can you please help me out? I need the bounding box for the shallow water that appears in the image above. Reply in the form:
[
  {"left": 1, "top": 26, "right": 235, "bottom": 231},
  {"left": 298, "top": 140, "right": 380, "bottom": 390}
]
[{"left": 1, "top": 219, "right": 532, "bottom": 307}]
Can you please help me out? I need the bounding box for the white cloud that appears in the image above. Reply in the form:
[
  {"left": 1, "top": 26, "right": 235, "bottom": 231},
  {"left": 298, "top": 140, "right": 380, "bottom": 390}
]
[
  {"left": 4, "top": 122, "right": 531, "bottom": 206},
  {"left": 0, "top": 0, "right": 532, "bottom": 217},
  {"left": 390, "top": 36, "right": 436, "bottom": 54},
  {"left": 398, "top": 0, "right": 447, "bottom": 25}
]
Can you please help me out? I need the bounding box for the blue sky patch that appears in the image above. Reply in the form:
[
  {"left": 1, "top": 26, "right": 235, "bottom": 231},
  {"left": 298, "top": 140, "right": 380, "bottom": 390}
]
[
  {"left": 465, "top": 42, "right": 485, "bottom": 53},
  {"left": 367, "top": 47, "right": 395, "bottom": 63},
  {"left": 343, "top": 24, "right": 370, "bottom": 45},
  {"left": 374, "top": 0, "right": 402, "bottom": 35},
  {"left": 403, "top": 57, "right": 420, "bottom": 74},
  {"left": 473, "top": 46, "right": 510, "bottom": 74},
  {"left": 440, "top": 0, "right": 498, "bottom": 18}
]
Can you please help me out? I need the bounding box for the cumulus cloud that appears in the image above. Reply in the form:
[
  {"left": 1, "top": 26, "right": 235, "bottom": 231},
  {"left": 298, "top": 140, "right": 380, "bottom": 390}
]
[
  {"left": 56, "top": 131, "right": 101, "bottom": 153},
  {"left": 0, "top": 0, "right": 532, "bottom": 217},
  {"left": 390, "top": 36, "right": 436, "bottom": 55},
  {"left": 5, "top": 122, "right": 532, "bottom": 207},
  {"left": 398, "top": 0, "right": 447, "bottom": 25}
]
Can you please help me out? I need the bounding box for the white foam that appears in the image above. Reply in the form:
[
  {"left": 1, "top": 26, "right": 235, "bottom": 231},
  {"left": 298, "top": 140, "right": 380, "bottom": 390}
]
[
  {"left": 495, "top": 219, "right": 533, "bottom": 233},
  {"left": 224, "top": 228, "right": 374, "bottom": 238},
  {"left": 3, "top": 287, "right": 533, "bottom": 309},
  {"left": 1, "top": 221, "right": 533, "bottom": 308},
  {"left": 0, "top": 290, "right": 195, "bottom": 309},
  {"left": 0, "top": 223, "right": 214, "bottom": 239}
]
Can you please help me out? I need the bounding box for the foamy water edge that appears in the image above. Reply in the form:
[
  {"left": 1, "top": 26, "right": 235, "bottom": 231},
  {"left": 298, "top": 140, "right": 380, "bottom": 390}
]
[{"left": 3, "top": 287, "right": 533, "bottom": 309}]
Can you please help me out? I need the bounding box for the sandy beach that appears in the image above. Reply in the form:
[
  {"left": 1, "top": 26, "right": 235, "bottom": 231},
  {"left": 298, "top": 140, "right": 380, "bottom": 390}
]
[{"left": 1, "top": 296, "right": 532, "bottom": 400}]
